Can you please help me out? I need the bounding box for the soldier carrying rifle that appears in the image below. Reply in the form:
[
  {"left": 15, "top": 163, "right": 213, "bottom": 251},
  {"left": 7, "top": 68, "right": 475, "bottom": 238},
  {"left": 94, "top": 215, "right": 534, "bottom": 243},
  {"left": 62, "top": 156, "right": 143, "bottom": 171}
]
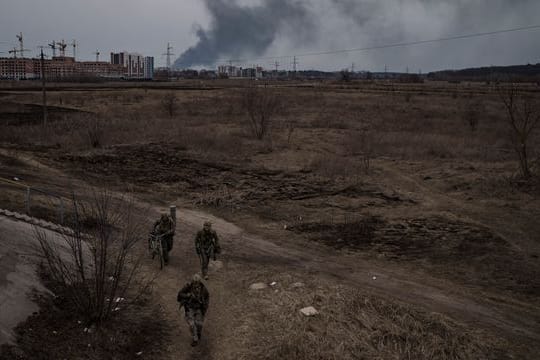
[{"left": 194, "top": 221, "right": 221, "bottom": 280}]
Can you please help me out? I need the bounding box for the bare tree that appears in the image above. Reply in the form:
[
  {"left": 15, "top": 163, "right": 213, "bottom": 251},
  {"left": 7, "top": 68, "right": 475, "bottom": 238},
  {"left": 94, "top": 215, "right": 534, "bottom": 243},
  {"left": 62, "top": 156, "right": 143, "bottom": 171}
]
[
  {"left": 498, "top": 84, "right": 540, "bottom": 179},
  {"left": 241, "top": 86, "right": 282, "bottom": 140},
  {"left": 464, "top": 98, "right": 483, "bottom": 132},
  {"left": 35, "top": 190, "right": 150, "bottom": 326}
]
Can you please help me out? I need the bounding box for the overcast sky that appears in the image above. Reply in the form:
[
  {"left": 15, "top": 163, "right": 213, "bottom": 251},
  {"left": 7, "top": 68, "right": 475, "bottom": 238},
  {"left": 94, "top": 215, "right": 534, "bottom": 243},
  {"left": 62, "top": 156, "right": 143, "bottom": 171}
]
[{"left": 1, "top": 0, "right": 539, "bottom": 72}]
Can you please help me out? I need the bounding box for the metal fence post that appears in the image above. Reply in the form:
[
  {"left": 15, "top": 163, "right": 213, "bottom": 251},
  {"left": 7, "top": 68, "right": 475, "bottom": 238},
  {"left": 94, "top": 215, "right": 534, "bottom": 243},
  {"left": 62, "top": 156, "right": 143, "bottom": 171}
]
[
  {"left": 170, "top": 205, "right": 177, "bottom": 226},
  {"left": 25, "top": 187, "right": 31, "bottom": 215}
]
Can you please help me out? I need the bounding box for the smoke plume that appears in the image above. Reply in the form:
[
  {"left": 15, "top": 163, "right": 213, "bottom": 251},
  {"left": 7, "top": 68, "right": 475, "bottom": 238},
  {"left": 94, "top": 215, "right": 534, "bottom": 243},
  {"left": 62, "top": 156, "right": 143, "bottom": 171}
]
[
  {"left": 174, "top": 0, "right": 314, "bottom": 69},
  {"left": 175, "top": 0, "right": 540, "bottom": 71}
]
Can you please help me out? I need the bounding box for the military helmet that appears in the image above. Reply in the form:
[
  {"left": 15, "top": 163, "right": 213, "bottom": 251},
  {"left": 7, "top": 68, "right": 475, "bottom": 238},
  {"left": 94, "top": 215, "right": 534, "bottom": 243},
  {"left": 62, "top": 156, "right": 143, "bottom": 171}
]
[{"left": 203, "top": 221, "right": 212, "bottom": 228}]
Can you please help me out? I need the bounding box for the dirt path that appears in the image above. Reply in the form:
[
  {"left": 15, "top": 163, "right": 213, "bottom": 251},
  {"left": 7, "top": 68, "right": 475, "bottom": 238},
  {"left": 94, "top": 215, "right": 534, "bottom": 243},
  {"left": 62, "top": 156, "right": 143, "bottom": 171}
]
[{"left": 0, "top": 216, "right": 63, "bottom": 345}]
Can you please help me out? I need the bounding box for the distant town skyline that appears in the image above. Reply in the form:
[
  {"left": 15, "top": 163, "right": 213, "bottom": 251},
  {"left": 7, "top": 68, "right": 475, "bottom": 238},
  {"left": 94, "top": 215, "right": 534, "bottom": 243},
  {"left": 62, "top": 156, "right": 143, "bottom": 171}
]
[{"left": 1, "top": 0, "right": 539, "bottom": 72}]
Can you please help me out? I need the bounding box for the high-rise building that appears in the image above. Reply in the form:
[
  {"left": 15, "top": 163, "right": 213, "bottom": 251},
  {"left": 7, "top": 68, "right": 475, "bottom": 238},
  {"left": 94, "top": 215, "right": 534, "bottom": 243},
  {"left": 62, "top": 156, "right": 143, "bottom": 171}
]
[
  {"left": 143, "top": 57, "right": 154, "bottom": 80},
  {"left": 111, "top": 51, "right": 153, "bottom": 79}
]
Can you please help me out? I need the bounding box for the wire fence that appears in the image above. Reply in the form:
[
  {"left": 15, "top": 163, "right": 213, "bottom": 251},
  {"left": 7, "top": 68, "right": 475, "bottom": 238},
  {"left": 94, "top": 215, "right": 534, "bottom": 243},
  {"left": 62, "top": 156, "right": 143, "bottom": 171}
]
[{"left": 0, "top": 176, "right": 66, "bottom": 225}]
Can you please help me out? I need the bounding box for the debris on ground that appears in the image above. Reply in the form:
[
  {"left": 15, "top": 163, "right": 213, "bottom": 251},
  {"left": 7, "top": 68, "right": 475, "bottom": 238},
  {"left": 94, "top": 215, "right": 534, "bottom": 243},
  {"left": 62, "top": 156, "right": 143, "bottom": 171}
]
[
  {"left": 249, "top": 283, "right": 268, "bottom": 290},
  {"left": 299, "top": 306, "right": 319, "bottom": 316}
]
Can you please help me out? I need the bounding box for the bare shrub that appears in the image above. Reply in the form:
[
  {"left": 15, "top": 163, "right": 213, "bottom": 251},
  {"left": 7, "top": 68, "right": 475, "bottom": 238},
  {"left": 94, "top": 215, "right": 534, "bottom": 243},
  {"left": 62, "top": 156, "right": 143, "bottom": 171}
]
[
  {"left": 498, "top": 84, "right": 540, "bottom": 178},
  {"left": 346, "top": 122, "right": 376, "bottom": 174},
  {"left": 464, "top": 99, "right": 483, "bottom": 132},
  {"left": 161, "top": 92, "right": 178, "bottom": 117},
  {"left": 35, "top": 191, "right": 150, "bottom": 326},
  {"left": 196, "top": 184, "right": 243, "bottom": 212},
  {"left": 87, "top": 117, "right": 104, "bottom": 148},
  {"left": 241, "top": 86, "right": 282, "bottom": 140},
  {"left": 282, "top": 119, "right": 296, "bottom": 145}
]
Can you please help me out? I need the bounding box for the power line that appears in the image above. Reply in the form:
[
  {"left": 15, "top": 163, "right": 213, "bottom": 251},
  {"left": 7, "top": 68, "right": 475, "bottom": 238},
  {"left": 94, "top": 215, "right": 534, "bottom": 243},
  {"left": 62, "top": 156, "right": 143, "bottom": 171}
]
[{"left": 220, "top": 24, "right": 540, "bottom": 65}]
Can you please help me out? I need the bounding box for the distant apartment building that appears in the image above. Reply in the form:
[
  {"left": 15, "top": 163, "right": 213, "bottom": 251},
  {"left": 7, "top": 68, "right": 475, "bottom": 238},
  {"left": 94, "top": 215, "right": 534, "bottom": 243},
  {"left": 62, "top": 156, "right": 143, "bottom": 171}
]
[
  {"left": 0, "top": 58, "right": 37, "bottom": 80},
  {"left": 217, "top": 65, "right": 241, "bottom": 78},
  {"left": 143, "top": 56, "right": 154, "bottom": 79},
  {"left": 217, "top": 65, "right": 263, "bottom": 79},
  {"left": 111, "top": 51, "right": 154, "bottom": 79},
  {"left": 0, "top": 55, "right": 125, "bottom": 80}
]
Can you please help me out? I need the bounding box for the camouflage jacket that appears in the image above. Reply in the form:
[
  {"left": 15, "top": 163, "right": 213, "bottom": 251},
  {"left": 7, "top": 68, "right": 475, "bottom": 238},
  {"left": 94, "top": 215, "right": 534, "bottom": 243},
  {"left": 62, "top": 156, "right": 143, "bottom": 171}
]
[
  {"left": 153, "top": 215, "right": 175, "bottom": 237},
  {"left": 195, "top": 229, "right": 221, "bottom": 255},
  {"left": 177, "top": 281, "right": 210, "bottom": 314}
]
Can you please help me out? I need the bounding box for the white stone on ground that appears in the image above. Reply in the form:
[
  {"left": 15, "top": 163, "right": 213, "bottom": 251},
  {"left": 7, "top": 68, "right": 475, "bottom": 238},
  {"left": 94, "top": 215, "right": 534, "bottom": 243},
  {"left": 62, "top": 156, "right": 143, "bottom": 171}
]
[
  {"left": 299, "top": 306, "right": 319, "bottom": 316},
  {"left": 249, "top": 282, "right": 268, "bottom": 290}
]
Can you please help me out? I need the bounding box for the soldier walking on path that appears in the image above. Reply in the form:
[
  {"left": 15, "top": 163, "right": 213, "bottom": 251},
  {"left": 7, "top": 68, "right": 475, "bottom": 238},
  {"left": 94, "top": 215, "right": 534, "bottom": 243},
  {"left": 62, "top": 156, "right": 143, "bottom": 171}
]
[
  {"left": 177, "top": 274, "right": 210, "bottom": 347},
  {"left": 151, "top": 213, "right": 175, "bottom": 265},
  {"left": 195, "top": 221, "right": 221, "bottom": 280}
]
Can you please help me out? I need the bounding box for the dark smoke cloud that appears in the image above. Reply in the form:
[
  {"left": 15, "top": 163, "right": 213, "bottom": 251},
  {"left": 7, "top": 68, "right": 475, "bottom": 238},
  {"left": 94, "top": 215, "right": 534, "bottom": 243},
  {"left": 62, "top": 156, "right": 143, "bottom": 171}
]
[
  {"left": 176, "top": 0, "right": 540, "bottom": 71},
  {"left": 174, "top": 0, "right": 315, "bottom": 69}
]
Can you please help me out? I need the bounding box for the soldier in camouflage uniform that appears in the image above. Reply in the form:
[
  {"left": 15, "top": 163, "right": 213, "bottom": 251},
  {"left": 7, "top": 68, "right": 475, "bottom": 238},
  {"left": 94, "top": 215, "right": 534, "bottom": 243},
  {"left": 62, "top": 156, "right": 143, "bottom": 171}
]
[
  {"left": 195, "top": 221, "right": 221, "bottom": 280},
  {"left": 177, "top": 274, "right": 210, "bottom": 347},
  {"left": 152, "top": 213, "right": 175, "bottom": 265}
]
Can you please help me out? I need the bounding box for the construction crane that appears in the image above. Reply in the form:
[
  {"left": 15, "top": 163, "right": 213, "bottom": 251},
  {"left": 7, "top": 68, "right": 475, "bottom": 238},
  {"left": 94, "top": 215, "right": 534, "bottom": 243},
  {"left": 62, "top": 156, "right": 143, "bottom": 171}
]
[
  {"left": 48, "top": 41, "right": 57, "bottom": 57},
  {"left": 58, "top": 40, "right": 67, "bottom": 57},
  {"left": 93, "top": 50, "right": 100, "bottom": 62},
  {"left": 16, "top": 32, "right": 30, "bottom": 58},
  {"left": 71, "top": 40, "right": 77, "bottom": 60}
]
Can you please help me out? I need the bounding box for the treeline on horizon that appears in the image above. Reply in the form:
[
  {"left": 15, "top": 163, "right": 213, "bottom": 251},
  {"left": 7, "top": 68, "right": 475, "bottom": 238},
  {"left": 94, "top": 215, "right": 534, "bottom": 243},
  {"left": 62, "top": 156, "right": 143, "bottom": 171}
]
[{"left": 427, "top": 63, "right": 540, "bottom": 82}]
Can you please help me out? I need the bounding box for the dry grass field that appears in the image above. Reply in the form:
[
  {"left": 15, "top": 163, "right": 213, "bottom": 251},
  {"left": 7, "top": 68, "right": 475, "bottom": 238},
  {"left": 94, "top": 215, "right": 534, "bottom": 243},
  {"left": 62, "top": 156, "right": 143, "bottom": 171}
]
[{"left": 0, "top": 79, "right": 539, "bottom": 359}]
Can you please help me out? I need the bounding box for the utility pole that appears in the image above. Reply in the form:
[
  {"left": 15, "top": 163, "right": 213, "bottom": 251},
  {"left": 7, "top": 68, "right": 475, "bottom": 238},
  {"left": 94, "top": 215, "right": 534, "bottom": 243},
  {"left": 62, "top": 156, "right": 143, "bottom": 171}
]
[
  {"left": 38, "top": 47, "right": 48, "bottom": 126},
  {"left": 162, "top": 43, "right": 175, "bottom": 79},
  {"left": 8, "top": 48, "right": 19, "bottom": 80},
  {"left": 292, "top": 56, "right": 298, "bottom": 73},
  {"left": 273, "top": 60, "right": 280, "bottom": 79},
  {"left": 162, "top": 42, "right": 174, "bottom": 70}
]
